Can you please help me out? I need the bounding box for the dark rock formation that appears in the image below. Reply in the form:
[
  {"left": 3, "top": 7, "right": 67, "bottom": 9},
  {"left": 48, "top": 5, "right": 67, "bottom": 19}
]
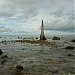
[
  {"left": 22, "top": 48, "right": 25, "bottom": 50},
  {"left": 1, "top": 55, "right": 8, "bottom": 59},
  {"left": 52, "top": 36, "right": 60, "bottom": 40},
  {"left": 65, "top": 46, "right": 74, "bottom": 50},
  {"left": 67, "top": 54, "right": 74, "bottom": 56},
  {"left": 0, "top": 49, "right": 3, "bottom": 55},
  {"left": 50, "top": 70, "right": 59, "bottom": 74},
  {"left": 15, "top": 65, "right": 23, "bottom": 72},
  {"left": 36, "top": 37, "right": 38, "bottom": 39},
  {"left": 18, "top": 37, "right": 20, "bottom": 39},
  {"left": 70, "top": 39, "right": 75, "bottom": 43},
  {"left": 1, "top": 59, "right": 6, "bottom": 64}
]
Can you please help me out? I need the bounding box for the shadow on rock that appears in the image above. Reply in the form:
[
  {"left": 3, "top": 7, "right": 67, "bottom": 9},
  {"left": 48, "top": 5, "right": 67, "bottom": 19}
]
[{"left": 64, "top": 46, "right": 74, "bottom": 50}]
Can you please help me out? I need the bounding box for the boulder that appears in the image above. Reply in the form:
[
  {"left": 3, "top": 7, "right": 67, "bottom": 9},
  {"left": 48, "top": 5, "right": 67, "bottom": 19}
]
[
  {"left": 52, "top": 36, "right": 60, "bottom": 40},
  {"left": 22, "top": 48, "right": 25, "bottom": 50},
  {"left": 70, "top": 39, "right": 75, "bottom": 43},
  {"left": 67, "top": 54, "right": 74, "bottom": 56},
  {"left": 15, "top": 65, "right": 23, "bottom": 72},
  {"left": 1, "top": 55, "right": 8, "bottom": 59},
  {"left": 36, "top": 37, "right": 38, "bottom": 39},
  {"left": 51, "top": 70, "right": 59, "bottom": 74},
  {"left": 1, "top": 59, "right": 6, "bottom": 64},
  {"left": 0, "top": 49, "right": 3, "bottom": 55},
  {"left": 65, "top": 46, "right": 74, "bottom": 50}
]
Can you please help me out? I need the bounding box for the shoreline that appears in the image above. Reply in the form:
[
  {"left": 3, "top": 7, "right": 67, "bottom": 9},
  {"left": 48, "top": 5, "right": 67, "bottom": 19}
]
[
  {"left": 0, "top": 36, "right": 75, "bottom": 75},
  {"left": 15, "top": 39, "right": 48, "bottom": 44}
]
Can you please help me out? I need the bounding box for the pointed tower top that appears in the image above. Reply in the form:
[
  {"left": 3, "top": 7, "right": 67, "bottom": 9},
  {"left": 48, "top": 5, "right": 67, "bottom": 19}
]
[
  {"left": 42, "top": 20, "right": 44, "bottom": 27},
  {"left": 40, "top": 20, "right": 47, "bottom": 40},
  {"left": 42, "top": 20, "right": 43, "bottom": 24}
]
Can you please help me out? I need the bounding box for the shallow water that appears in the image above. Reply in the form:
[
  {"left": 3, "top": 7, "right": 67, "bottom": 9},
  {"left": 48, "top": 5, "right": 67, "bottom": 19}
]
[{"left": 0, "top": 35, "right": 75, "bottom": 75}]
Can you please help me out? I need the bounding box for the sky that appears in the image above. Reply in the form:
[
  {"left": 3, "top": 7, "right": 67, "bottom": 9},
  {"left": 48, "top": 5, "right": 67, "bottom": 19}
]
[{"left": 0, "top": 0, "right": 74, "bottom": 35}]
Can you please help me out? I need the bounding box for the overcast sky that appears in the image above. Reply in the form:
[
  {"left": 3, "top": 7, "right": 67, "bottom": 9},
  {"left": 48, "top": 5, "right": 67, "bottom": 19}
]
[{"left": 0, "top": 0, "right": 74, "bottom": 35}]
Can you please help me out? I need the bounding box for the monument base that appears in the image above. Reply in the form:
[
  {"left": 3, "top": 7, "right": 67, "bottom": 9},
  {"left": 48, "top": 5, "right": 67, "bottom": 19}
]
[{"left": 40, "top": 35, "right": 47, "bottom": 40}]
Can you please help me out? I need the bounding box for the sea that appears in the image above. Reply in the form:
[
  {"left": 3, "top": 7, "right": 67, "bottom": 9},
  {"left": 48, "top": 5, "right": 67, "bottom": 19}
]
[{"left": 0, "top": 34, "right": 75, "bottom": 75}]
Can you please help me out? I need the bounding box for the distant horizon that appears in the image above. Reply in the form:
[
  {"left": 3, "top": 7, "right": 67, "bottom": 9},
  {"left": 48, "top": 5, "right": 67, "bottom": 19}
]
[{"left": 0, "top": 31, "right": 74, "bottom": 36}]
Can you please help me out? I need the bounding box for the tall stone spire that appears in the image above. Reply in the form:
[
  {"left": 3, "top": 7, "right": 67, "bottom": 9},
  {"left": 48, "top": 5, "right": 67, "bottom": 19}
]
[{"left": 40, "top": 20, "right": 46, "bottom": 40}]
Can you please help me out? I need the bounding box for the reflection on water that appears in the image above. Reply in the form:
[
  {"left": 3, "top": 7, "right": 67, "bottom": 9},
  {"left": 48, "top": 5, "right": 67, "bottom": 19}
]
[{"left": 0, "top": 36, "right": 75, "bottom": 75}]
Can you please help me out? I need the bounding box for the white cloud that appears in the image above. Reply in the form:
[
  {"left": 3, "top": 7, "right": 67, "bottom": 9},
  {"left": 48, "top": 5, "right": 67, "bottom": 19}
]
[
  {"left": 0, "top": 0, "right": 74, "bottom": 34},
  {"left": 0, "top": 0, "right": 15, "bottom": 17},
  {"left": 0, "top": 26, "right": 13, "bottom": 32},
  {"left": 44, "top": 19, "right": 74, "bottom": 32}
]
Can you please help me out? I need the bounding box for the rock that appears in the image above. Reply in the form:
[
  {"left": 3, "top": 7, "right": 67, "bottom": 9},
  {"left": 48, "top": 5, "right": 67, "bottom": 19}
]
[
  {"left": 36, "top": 37, "right": 38, "bottom": 39},
  {"left": 70, "top": 39, "right": 75, "bottom": 43},
  {"left": 1, "top": 59, "right": 6, "bottom": 64},
  {"left": 67, "top": 54, "right": 74, "bottom": 56},
  {"left": 1, "top": 55, "right": 8, "bottom": 59},
  {"left": 18, "top": 37, "right": 20, "bottom": 39},
  {"left": 65, "top": 46, "right": 74, "bottom": 50},
  {"left": 0, "top": 49, "right": 3, "bottom": 55},
  {"left": 23, "top": 38, "right": 26, "bottom": 40},
  {"left": 22, "top": 48, "right": 25, "bottom": 50},
  {"left": 51, "top": 70, "right": 59, "bottom": 74},
  {"left": 15, "top": 65, "right": 23, "bottom": 72},
  {"left": 52, "top": 36, "right": 60, "bottom": 40},
  {"left": 64, "top": 41, "right": 68, "bottom": 43}
]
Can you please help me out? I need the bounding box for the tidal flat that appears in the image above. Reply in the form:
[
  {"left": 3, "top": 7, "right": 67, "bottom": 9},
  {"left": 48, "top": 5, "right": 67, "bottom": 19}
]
[{"left": 0, "top": 35, "right": 75, "bottom": 75}]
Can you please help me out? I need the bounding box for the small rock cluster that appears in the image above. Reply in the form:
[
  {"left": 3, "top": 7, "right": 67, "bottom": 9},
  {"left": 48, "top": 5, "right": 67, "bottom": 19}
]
[
  {"left": 70, "top": 39, "right": 75, "bottom": 43},
  {"left": 0, "top": 49, "right": 24, "bottom": 73},
  {"left": 0, "top": 49, "right": 3, "bottom": 55},
  {"left": 64, "top": 46, "right": 75, "bottom": 49},
  {"left": 52, "top": 36, "right": 60, "bottom": 40},
  {"left": 0, "top": 49, "right": 8, "bottom": 64},
  {"left": 15, "top": 65, "right": 23, "bottom": 72}
]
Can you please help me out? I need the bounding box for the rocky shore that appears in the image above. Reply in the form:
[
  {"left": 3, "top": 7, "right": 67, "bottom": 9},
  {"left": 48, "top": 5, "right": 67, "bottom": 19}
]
[{"left": 0, "top": 36, "right": 75, "bottom": 75}]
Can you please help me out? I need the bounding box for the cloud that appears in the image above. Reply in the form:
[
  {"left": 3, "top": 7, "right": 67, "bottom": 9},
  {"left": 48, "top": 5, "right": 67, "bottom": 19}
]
[
  {"left": 0, "top": 0, "right": 15, "bottom": 17},
  {"left": 0, "top": 0, "right": 74, "bottom": 34},
  {"left": 0, "top": 26, "right": 13, "bottom": 32},
  {"left": 44, "top": 1, "right": 74, "bottom": 32},
  {"left": 44, "top": 19, "right": 74, "bottom": 32},
  {"left": 17, "top": 8, "right": 39, "bottom": 20}
]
